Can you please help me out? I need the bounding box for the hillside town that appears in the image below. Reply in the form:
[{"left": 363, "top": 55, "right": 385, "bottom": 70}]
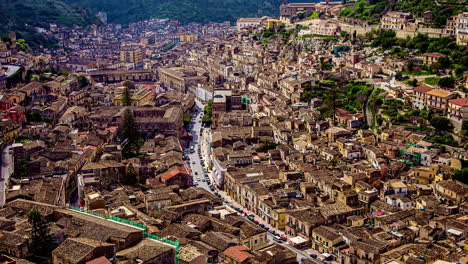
[{"left": 0, "top": 1, "right": 467, "bottom": 264}]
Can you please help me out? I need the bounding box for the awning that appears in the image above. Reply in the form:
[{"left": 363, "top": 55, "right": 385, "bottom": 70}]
[
  {"left": 289, "top": 236, "right": 308, "bottom": 244},
  {"left": 447, "top": 228, "right": 463, "bottom": 236}
]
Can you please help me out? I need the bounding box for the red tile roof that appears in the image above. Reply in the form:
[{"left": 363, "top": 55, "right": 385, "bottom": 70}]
[
  {"left": 413, "top": 85, "right": 432, "bottom": 93},
  {"left": 86, "top": 257, "right": 112, "bottom": 264},
  {"left": 449, "top": 98, "right": 468, "bottom": 107},
  {"left": 223, "top": 246, "right": 254, "bottom": 263},
  {"left": 423, "top": 53, "right": 447, "bottom": 58},
  {"left": 161, "top": 166, "right": 189, "bottom": 181}
]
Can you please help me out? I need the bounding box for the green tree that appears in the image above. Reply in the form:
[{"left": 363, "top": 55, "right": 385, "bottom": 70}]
[
  {"left": 430, "top": 116, "right": 451, "bottom": 131},
  {"left": 122, "top": 87, "right": 132, "bottom": 106},
  {"left": 78, "top": 76, "right": 89, "bottom": 88},
  {"left": 118, "top": 109, "right": 142, "bottom": 158},
  {"left": 28, "top": 209, "right": 55, "bottom": 257},
  {"left": 408, "top": 79, "right": 418, "bottom": 87},
  {"left": 395, "top": 72, "right": 403, "bottom": 81},
  {"left": 438, "top": 77, "right": 455, "bottom": 88},
  {"left": 183, "top": 114, "right": 193, "bottom": 126},
  {"left": 122, "top": 80, "right": 135, "bottom": 90},
  {"left": 202, "top": 100, "right": 213, "bottom": 125},
  {"left": 125, "top": 164, "right": 138, "bottom": 185},
  {"left": 452, "top": 168, "right": 468, "bottom": 184},
  {"left": 26, "top": 111, "right": 42, "bottom": 122},
  {"left": 407, "top": 60, "right": 415, "bottom": 72},
  {"left": 258, "top": 141, "right": 278, "bottom": 152}
]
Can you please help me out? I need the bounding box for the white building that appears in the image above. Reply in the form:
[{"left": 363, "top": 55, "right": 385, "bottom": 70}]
[
  {"left": 455, "top": 12, "right": 468, "bottom": 46},
  {"left": 385, "top": 194, "right": 413, "bottom": 210},
  {"left": 236, "top": 17, "right": 265, "bottom": 30},
  {"left": 195, "top": 84, "right": 213, "bottom": 102}
]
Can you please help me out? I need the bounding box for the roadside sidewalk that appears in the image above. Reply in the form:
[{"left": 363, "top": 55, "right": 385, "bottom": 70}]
[{"left": 215, "top": 188, "right": 286, "bottom": 237}]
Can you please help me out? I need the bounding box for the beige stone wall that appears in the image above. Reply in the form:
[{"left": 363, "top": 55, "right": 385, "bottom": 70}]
[{"left": 339, "top": 24, "right": 377, "bottom": 35}]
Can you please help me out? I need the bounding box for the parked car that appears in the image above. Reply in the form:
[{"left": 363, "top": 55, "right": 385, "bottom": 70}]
[
  {"left": 194, "top": 172, "right": 198, "bottom": 175},
  {"left": 253, "top": 220, "right": 259, "bottom": 224},
  {"left": 263, "top": 227, "right": 269, "bottom": 231},
  {"left": 280, "top": 236, "right": 287, "bottom": 241},
  {"left": 310, "top": 254, "right": 317, "bottom": 259},
  {"left": 300, "top": 257, "right": 308, "bottom": 263},
  {"left": 259, "top": 224, "right": 265, "bottom": 228},
  {"left": 273, "top": 236, "right": 283, "bottom": 243},
  {"left": 209, "top": 186, "right": 215, "bottom": 191}
]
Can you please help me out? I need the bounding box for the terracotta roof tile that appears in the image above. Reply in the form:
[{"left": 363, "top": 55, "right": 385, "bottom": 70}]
[
  {"left": 413, "top": 86, "right": 432, "bottom": 94},
  {"left": 449, "top": 98, "right": 468, "bottom": 107},
  {"left": 223, "top": 246, "right": 254, "bottom": 263},
  {"left": 161, "top": 166, "right": 189, "bottom": 181}
]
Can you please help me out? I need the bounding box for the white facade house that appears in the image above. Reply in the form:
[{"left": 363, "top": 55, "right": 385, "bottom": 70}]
[{"left": 386, "top": 194, "right": 413, "bottom": 210}]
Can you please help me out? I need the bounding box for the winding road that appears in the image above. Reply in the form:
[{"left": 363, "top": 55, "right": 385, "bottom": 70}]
[
  {"left": 185, "top": 101, "right": 313, "bottom": 263},
  {"left": 0, "top": 144, "right": 13, "bottom": 207}
]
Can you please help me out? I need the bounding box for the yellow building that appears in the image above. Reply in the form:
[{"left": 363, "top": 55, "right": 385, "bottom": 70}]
[
  {"left": 0, "top": 120, "right": 19, "bottom": 142},
  {"left": 113, "top": 89, "right": 154, "bottom": 106},
  {"left": 266, "top": 19, "right": 283, "bottom": 30},
  {"left": 409, "top": 165, "right": 439, "bottom": 184},
  {"left": 180, "top": 34, "right": 198, "bottom": 42},
  {"left": 423, "top": 53, "right": 447, "bottom": 65},
  {"left": 347, "top": 215, "right": 365, "bottom": 227},
  {"left": 435, "top": 180, "right": 468, "bottom": 205},
  {"left": 258, "top": 199, "right": 288, "bottom": 230},
  {"left": 241, "top": 227, "right": 269, "bottom": 250},
  {"left": 120, "top": 45, "right": 144, "bottom": 66},
  {"left": 311, "top": 225, "right": 343, "bottom": 254}
]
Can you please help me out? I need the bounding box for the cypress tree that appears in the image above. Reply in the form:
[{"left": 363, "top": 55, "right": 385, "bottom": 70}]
[
  {"left": 119, "top": 109, "right": 142, "bottom": 158},
  {"left": 122, "top": 87, "right": 132, "bottom": 106},
  {"left": 28, "top": 209, "right": 55, "bottom": 257}
]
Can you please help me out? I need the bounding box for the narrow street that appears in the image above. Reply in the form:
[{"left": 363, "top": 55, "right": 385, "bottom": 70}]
[
  {"left": 185, "top": 101, "right": 312, "bottom": 263},
  {"left": 0, "top": 144, "right": 13, "bottom": 207}
]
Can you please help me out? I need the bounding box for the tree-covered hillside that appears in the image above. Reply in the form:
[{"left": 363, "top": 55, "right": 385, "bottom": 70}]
[
  {"left": 0, "top": 0, "right": 96, "bottom": 45},
  {"left": 394, "top": 0, "right": 467, "bottom": 27},
  {"left": 64, "top": 0, "right": 286, "bottom": 24},
  {"left": 340, "top": 0, "right": 467, "bottom": 27},
  {"left": 0, "top": 0, "right": 96, "bottom": 28}
]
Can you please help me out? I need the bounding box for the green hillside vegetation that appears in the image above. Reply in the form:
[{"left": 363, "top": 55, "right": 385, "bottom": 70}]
[
  {"left": 340, "top": 0, "right": 467, "bottom": 26},
  {"left": 369, "top": 30, "right": 468, "bottom": 77},
  {"left": 394, "top": 0, "right": 467, "bottom": 27},
  {"left": 339, "top": 0, "right": 388, "bottom": 21},
  {"left": 64, "top": 0, "right": 285, "bottom": 24},
  {"left": 0, "top": 0, "right": 96, "bottom": 46}
]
